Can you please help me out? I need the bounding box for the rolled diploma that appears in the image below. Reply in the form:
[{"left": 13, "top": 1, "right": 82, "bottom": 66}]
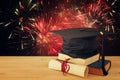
[{"left": 48, "top": 59, "right": 88, "bottom": 77}]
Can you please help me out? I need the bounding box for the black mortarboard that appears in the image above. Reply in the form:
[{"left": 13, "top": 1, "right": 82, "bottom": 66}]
[
  {"left": 52, "top": 28, "right": 100, "bottom": 59},
  {"left": 52, "top": 28, "right": 113, "bottom": 75}
]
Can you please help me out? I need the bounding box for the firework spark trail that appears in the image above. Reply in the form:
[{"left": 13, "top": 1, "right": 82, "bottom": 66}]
[
  {"left": 31, "top": 0, "right": 88, "bottom": 55},
  {"left": 74, "top": 0, "right": 117, "bottom": 32},
  {"left": 50, "top": 1, "right": 88, "bottom": 30},
  {"left": 31, "top": 16, "right": 63, "bottom": 55},
  {"left": 0, "top": 0, "right": 38, "bottom": 50},
  {"left": 52, "top": 0, "right": 118, "bottom": 32},
  {"left": 1, "top": 0, "right": 38, "bottom": 31},
  {"left": 36, "top": 32, "right": 63, "bottom": 55},
  {"left": 0, "top": 0, "right": 119, "bottom": 55},
  {"left": 31, "top": 0, "right": 118, "bottom": 55}
]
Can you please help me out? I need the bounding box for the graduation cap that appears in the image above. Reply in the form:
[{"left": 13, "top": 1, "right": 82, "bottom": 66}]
[
  {"left": 52, "top": 28, "right": 113, "bottom": 76},
  {"left": 52, "top": 28, "right": 100, "bottom": 59}
]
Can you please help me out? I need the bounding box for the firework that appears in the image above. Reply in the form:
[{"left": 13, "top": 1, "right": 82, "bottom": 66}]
[
  {"left": 30, "top": 0, "right": 119, "bottom": 55},
  {"left": 84, "top": 0, "right": 117, "bottom": 32},
  {"left": 0, "top": 0, "right": 39, "bottom": 50},
  {"left": 52, "top": 0, "right": 118, "bottom": 32},
  {"left": 0, "top": 0, "right": 119, "bottom": 55},
  {"left": 1, "top": 0, "right": 38, "bottom": 29},
  {"left": 30, "top": 16, "right": 63, "bottom": 55}
]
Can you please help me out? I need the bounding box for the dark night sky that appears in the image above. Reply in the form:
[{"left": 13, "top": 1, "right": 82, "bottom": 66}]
[{"left": 0, "top": 0, "right": 120, "bottom": 56}]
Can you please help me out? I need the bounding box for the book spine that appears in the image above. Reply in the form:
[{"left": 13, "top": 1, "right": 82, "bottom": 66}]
[
  {"left": 88, "top": 60, "right": 111, "bottom": 76},
  {"left": 88, "top": 67, "right": 103, "bottom": 76},
  {"left": 48, "top": 59, "right": 88, "bottom": 77}
]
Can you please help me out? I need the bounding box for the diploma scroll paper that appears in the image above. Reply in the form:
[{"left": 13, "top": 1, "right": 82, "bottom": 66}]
[{"left": 48, "top": 59, "right": 88, "bottom": 77}]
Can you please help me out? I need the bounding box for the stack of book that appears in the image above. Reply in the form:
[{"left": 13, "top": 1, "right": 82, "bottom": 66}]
[{"left": 48, "top": 28, "right": 111, "bottom": 77}]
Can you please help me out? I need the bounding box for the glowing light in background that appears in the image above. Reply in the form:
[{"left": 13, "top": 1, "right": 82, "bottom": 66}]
[
  {"left": 51, "top": 0, "right": 118, "bottom": 32},
  {"left": 0, "top": 0, "right": 119, "bottom": 55},
  {"left": 31, "top": 0, "right": 119, "bottom": 55},
  {"left": 0, "top": 0, "right": 38, "bottom": 30},
  {"left": 30, "top": 17, "right": 63, "bottom": 55},
  {"left": 0, "top": 0, "right": 38, "bottom": 50},
  {"left": 83, "top": 0, "right": 117, "bottom": 32}
]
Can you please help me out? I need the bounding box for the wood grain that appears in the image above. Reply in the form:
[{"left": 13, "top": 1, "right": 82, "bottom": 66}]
[{"left": 0, "top": 56, "right": 120, "bottom": 80}]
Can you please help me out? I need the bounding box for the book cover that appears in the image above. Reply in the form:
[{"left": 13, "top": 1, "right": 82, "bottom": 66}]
[{"left": 88, "top": 59, "right": 111, "bottom": 76}]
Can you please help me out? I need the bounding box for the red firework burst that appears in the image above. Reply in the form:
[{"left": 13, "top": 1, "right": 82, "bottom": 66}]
[
  {"left": 31, "top": 0, "right": 118, "bottom": 55},
  {"left": 36, "top": 32, "right": 63, "bottom": 56},
  {"left": 32, "top": 17, "right": 63, "bottom": 55}
]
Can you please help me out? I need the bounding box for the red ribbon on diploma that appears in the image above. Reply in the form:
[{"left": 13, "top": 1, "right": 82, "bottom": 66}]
[{"left": 57, "top": 58, "right": 70, "bottom": 74}]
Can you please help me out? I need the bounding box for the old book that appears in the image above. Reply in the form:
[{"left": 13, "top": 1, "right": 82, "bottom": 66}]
[
  {"left": 48, "top": 59, "right": 88, "bottom": 77},
  {"left": 88, "top": 59, "right": 111, "bottom": 76},
  {"left": 58, "top": 53, "right": 99, "bottom": 65}
]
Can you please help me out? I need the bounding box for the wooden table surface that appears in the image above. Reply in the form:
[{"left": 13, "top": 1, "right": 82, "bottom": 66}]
[{"left": 0, "top": 56, "right": 119, "bottom": 80}]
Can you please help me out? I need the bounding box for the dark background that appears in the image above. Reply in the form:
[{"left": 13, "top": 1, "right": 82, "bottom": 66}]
[{"left": 0, "top": 0, "right": 120, "bottom": 56}]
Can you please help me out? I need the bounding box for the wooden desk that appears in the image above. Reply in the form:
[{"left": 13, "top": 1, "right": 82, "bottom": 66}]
[{"left": 0, "top": 56, "right": 119, "bottom": 80}]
